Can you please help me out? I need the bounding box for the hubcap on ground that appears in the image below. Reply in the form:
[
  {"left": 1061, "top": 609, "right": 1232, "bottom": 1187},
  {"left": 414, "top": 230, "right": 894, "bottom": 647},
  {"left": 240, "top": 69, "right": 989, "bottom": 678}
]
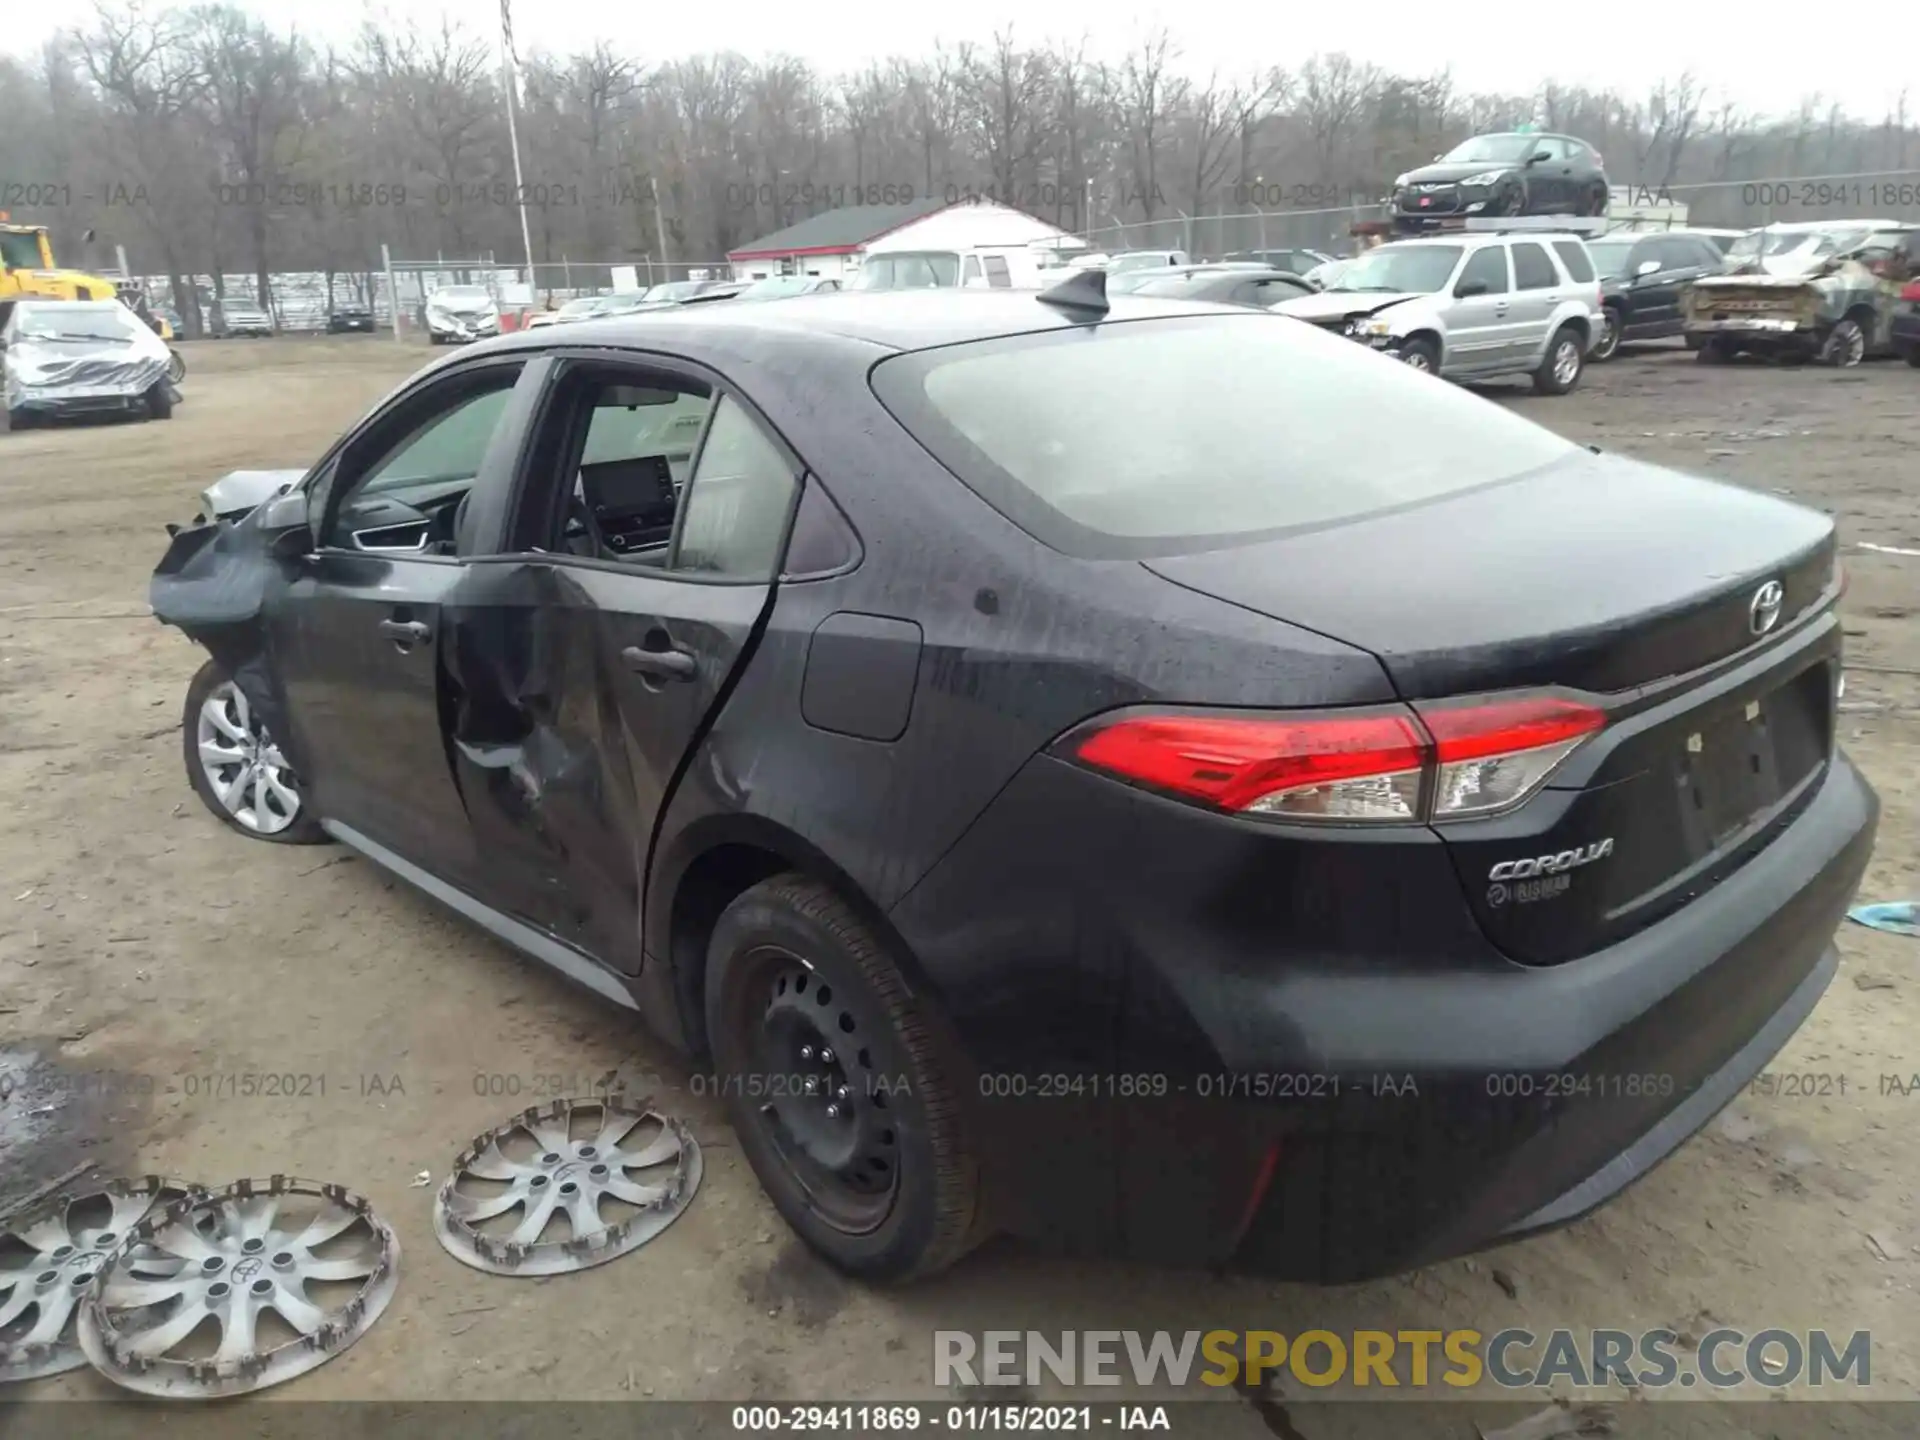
[
  {"left": 1553, "top": 341, "right": 1580, "bottom": 385},
  {"left": 745, "top": 955, "right": 899, "bottom": 1234},
  {"left": 196, "top": 680, "right": 300, "bottom": 834}
]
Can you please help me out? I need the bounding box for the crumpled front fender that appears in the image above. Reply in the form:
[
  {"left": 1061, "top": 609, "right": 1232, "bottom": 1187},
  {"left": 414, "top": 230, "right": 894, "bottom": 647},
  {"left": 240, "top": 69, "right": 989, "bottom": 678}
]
[{"left": 150, "top": 514, "right": 299, "bottom": 770}]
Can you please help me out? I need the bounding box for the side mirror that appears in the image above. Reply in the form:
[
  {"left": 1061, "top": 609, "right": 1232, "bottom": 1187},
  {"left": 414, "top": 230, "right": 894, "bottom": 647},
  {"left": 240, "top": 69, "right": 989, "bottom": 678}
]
[
  {"left": 1635, "top": 259, "right": 1661, "bottom": 278},
  {"left": 258, "top": 490, "right": 313, "bottom": 555},
  {"left": 1454, "top": 279, "right": 1489, "bottom": 298}
]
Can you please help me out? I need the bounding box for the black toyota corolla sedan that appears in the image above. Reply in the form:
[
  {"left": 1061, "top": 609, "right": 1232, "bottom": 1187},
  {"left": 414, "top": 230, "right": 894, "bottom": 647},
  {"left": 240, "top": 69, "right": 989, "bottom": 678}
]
[{"left": 151, "top": 283, "right": 1877, "bottom": 1285}]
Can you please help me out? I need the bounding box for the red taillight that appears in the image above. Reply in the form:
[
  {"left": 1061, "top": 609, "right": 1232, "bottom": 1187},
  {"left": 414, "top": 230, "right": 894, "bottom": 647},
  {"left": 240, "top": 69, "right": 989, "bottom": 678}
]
[
  {"left": 1900, "top": 280, "right": 1920, "bottom": 302},
  {"left": 1070, "top": 710, "right": 1426, "bottom": 819},
  {"left": 1064, "top": 694, "right": 1606, "bottom": 824}
]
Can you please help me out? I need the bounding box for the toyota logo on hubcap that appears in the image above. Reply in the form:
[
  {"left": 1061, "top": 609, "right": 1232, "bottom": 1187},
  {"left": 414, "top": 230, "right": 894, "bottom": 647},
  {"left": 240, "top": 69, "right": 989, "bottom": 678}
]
[{"left": 1749, "top": 581, "right": 1785, "bottom": 637}]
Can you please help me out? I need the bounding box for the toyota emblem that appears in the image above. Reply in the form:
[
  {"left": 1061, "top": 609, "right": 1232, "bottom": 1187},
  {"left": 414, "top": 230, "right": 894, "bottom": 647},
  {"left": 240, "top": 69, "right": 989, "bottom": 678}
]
[{"left": 1749, "top": 580, "right": 1784, "bottom": 637}]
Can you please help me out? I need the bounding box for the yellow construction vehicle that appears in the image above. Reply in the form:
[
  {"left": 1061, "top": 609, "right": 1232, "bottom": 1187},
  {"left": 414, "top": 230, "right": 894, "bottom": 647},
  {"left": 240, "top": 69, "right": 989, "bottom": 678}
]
[{"left": 0, "top": 216, "right": 122, "bottom": 303}]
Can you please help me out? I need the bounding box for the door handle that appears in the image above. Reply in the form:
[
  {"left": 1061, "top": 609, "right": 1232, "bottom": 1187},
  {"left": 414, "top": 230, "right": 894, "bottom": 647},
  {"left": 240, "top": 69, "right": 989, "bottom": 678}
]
[
  {"left": 622, "top": 645, "right": 697, "bottom": 681},
  {"left": 379, "top": 619, "right": 431, "bottom": 645}
]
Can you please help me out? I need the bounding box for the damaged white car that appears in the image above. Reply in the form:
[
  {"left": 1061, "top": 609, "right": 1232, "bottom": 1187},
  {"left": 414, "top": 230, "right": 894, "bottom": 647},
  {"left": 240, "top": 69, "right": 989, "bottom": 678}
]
[
  {"left": 423, "top": 285, "right": 501, "bottom": 345},
  {"left": 2, "top": 299, "right": 178, "bottom": 430}
]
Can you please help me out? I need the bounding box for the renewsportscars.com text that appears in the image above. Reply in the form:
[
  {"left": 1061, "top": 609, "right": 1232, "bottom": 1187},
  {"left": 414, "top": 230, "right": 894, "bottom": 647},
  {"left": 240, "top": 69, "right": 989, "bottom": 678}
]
[{"left": 934, "top": 1328, "right": 1871, "bottom": 1391}]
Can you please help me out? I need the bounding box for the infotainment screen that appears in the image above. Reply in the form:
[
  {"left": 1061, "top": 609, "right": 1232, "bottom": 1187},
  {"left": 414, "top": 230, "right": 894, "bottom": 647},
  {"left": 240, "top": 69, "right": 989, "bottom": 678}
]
[{"left": 582, "top": 455, "right": 674, "bottom": 514}]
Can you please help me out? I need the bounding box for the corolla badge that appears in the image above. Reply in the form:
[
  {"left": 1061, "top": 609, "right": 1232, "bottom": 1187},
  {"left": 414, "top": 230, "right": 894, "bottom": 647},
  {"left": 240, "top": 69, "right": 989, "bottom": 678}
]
[
  {"left": 1488, "top": 838, "right": 1615, "bottom": 883},
  {"left": 1749, "top": 580, "right": 1785, "bottom": 637}
]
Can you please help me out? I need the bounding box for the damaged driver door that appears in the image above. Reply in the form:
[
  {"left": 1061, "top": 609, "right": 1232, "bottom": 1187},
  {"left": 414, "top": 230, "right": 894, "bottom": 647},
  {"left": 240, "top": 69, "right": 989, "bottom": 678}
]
[
  {"left": 271, "top": 357, "right": 548, "bottom": 889},
  {"left": 443, "top": 355, "right": 799, "bottom": 974}
]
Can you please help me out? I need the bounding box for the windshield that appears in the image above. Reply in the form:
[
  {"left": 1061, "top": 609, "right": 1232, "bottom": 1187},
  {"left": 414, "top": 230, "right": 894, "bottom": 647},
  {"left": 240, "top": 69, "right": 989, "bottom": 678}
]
[
  {"left": 14, "top": 305, "right": 146, "bottom": 342},
  {"left": 1441, "top": 134, "right": 1538, "bottom": 165},
  {"left": 740, "top": 276, "right": 821, "bottom": 299},
  {"left": 1586, "top": 240, "right": 1635, "bottom": 278},
  {"left": 1130, "top": 275, "right": 1215, "bottom": 297},
  {"left": 2, "top": 231, "right": 47, "bottom": 269},
  {"left": 870, "top": 314, "right": 1575, "bottom": 560},
  {"left": 437, "top": 286, "right": 490, "bottom": 302},
  {"left": 642, "top": 281, "right": 707, "bottom": 301},
  {"left": 854, "top": 253, "right": 961, "bottom": 290},
  {"left": 559, "top": 297, "right": 607, "bottom": 316},
  {"left": 1328, "top": 245, "right": 1462, "bottom": 294}
]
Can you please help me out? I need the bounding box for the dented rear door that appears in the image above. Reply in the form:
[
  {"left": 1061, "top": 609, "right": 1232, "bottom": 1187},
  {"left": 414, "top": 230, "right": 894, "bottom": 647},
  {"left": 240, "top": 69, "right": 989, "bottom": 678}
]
[{"left": 441, "top": 560, "right": 770, "bottom": 973}]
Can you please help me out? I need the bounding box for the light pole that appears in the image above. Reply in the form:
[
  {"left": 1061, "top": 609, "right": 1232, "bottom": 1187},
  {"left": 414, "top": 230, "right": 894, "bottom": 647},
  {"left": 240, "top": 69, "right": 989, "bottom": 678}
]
[{"left": 497, "top": 0, "right": 537, "bottom": 300}]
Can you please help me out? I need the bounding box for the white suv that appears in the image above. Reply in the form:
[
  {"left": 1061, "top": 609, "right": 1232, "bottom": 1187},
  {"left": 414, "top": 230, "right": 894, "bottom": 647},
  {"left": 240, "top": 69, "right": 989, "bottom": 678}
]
[{"left": 1271, "top": 232, "right": 1604, "bottom": 394}]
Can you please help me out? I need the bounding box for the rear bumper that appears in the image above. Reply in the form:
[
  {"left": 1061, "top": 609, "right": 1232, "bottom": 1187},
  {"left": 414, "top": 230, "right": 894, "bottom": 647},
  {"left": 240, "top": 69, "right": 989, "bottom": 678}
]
[{"left": 892, "top": 747, "right": 1876, "bottom": 1280}]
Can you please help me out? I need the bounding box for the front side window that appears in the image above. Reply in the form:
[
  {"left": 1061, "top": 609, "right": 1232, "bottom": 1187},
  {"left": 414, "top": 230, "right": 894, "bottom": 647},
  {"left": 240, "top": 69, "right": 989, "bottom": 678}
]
[
  {"left": 871, "top": 315, "right": 1576, "bottom": 560},
  {"left": 1455, "top": 247, "right": 1509, "bottom": 295},
  {"left": 325, "top": 370, "right": 522, "bottom": 550}
]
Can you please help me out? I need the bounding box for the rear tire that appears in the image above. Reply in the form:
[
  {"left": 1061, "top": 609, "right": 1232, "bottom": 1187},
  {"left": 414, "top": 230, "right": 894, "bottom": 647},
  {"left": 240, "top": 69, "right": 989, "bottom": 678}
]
[
  {"left": 1591, "top": 307, "right": 1623, "bottom": 362},
  {"left": 706, "top": 873, "right": 984, "bottom": 1282},
  {"left": 1582, "top": 181, "right": 1610, "bottom": 216},
  {"left": 1532, "top": 324, "right": 1584, "bottom": 395},
  {"left": 1696, "top": 338, "right": 1732, "bottom": 364},
  {"left": 1905, "top": 347, "right": 1920, "bottom": 368},
  {"left": 182, "top": 659, "right": 326, "bottom": 845}
]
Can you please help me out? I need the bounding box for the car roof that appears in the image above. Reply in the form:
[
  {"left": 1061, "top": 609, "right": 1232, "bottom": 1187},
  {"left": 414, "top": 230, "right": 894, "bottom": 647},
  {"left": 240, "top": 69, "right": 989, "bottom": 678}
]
[{"left": 482, "top": 288, "right": 1228, "bottom": 357}]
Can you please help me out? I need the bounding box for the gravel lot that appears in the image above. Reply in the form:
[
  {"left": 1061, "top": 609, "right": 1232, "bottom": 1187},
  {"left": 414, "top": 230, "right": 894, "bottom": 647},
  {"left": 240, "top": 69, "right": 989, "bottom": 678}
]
[{"left": 1, "top": 335, "right": 1915, "bottom": 1428}]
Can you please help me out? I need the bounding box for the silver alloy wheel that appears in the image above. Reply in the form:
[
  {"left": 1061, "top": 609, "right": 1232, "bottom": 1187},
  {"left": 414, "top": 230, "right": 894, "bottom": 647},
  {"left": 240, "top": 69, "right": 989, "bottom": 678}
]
[
  {"left": 1553, "top": 339, "right": 1581, "bottom": 386},
  {"left": 1824, "top": 320, "right": 1865, "bottom": 367},
  {"left": 1594, "top": 311, "right": 1618, "bottom": 358},
  {"left": 195, "top": 680, "right": 300, "bottom": 835},
  {"left": 1400, "top": 348, "right": 1432, "bottom": 372}
]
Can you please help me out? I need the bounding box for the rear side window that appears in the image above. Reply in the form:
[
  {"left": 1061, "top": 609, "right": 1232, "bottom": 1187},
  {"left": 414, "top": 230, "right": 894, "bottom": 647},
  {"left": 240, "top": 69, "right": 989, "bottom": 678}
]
[
  {"left": 1551, "top": 241, "right": 1595, "bottom": 283},
  {"left": 1511, "top": 243, "right": 1558, "bottom": 290},
  {"left": 983, "top": 255, "right": 1012, "bottom": 288},
  {"left": 870, "top": 315, "right": 1577, "bottom": 560}
]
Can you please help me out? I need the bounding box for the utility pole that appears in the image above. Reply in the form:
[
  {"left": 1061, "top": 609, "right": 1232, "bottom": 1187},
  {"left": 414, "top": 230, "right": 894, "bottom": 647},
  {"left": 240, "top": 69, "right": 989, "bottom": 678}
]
[{"left": 650, "top": 174, "right": 672, "bottom": 278}]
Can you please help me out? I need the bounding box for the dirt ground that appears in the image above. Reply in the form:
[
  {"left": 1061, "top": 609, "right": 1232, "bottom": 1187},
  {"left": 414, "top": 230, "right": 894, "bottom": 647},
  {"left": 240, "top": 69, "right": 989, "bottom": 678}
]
[{"left": 1, "top": 334, "right": 1915, "bottom": 1428}]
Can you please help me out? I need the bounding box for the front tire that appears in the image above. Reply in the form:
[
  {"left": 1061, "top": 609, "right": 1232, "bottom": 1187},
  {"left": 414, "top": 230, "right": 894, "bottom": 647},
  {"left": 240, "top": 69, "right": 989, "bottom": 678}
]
[
  {"left": 145, "top": 383, "right": 173, "bottom": 420},
  {"left": 1532, "top": 324, "right": 1584, "bottom": 395},
  {"left": 1904, "top": 347, "right": 1920, "bottom": 368},
  {"left": 167, "top": 348, "right": 186, "bottom": 383},
  {"left": 1394, "top": 336, "right": 1440, "bottom": 374},
  {"left": 182, "top": 659, "right": 326, "bottom": 844},
  {"left": 1819, "top": 316, "right": 1867, "bottom": 368},
  {"left": 706, "top": 874, "right": 983, "bottom": 1282},
  {"left": 1591, "top": 307, "right": 1623, "bottom": 362}
]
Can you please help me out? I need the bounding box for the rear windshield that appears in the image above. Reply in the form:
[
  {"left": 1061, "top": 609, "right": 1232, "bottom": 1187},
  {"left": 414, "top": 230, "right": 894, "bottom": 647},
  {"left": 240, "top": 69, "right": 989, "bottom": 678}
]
[{"left": 870, "top": 315, "right": 1577, "bottom": 559}]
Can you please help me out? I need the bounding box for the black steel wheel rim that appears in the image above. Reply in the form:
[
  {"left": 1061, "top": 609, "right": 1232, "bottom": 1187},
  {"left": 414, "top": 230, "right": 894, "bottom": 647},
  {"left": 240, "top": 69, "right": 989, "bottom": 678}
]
[{"left": 727, "top": 945, "right": 901, "bottom": 1235}]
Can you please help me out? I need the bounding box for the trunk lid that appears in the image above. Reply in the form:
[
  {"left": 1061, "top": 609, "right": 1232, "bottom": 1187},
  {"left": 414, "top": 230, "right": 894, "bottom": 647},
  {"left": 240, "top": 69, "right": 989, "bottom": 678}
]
[{"left": 1145, "top": 449, "right": 1841, "bottom": 963}]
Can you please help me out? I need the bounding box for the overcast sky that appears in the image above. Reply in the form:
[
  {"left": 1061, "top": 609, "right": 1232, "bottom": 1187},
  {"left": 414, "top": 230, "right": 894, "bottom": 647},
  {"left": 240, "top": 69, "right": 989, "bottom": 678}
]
[{"left": 9, "top": 2, "right": 1910, "bottom": 126}]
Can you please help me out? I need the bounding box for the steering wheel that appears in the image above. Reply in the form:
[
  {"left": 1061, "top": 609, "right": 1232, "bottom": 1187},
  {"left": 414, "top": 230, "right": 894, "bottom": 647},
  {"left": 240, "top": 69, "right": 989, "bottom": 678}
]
[{"left": 563, "top": 493, "right": 607, "bottom": 557}]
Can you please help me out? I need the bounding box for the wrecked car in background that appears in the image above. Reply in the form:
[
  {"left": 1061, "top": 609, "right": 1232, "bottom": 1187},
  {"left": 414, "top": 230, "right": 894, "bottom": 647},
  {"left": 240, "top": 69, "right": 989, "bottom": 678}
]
[
  {"left": 2, "top": 298, "right": 177, "bottom": 430},
  {"left": 422, "top": 285, "right": 501, "bottom": 344},
  {"left": 1685, "top": 221, "right": 1920, "bottom": 366}
]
